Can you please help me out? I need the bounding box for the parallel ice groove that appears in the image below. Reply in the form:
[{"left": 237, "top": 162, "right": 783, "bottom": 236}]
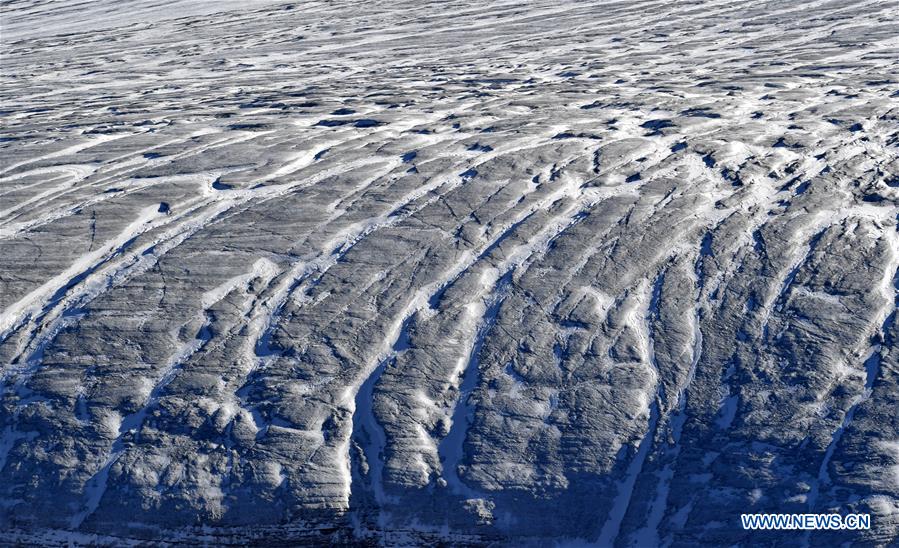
[{"left": 1, "top": 0, "right": 897, "bottom": 545}]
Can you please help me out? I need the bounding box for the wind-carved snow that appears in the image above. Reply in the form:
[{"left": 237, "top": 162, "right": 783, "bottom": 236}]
[{"left": 1, "top": 0, "right": 898, "bottom": 545}]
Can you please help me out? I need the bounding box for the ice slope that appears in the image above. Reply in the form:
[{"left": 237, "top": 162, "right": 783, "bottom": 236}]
[{"left": 1, "top": 0, "right": 898, "bottom": 545}]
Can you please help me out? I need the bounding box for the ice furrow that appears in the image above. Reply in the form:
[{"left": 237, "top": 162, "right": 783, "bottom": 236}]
[
  {"left": 438, "top": 274, "right": 510, "bottom": 496},
  {"left": 2, "top": 0, "right": 897, "bottom": 544}
]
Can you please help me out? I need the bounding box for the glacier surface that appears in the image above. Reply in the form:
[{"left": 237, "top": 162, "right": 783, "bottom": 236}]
[{"left": 1, "top": 0, "right": 898, "bottom": 545}]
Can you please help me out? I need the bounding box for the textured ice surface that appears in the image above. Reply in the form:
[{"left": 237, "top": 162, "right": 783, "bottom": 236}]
[{"left": 1, "top": 0, "right": 898, "bottom": 545}]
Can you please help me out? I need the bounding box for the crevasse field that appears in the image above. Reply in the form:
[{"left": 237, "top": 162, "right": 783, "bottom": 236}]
[{"left": 1, "top": 0, "right": 898, "bottom": 545}]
